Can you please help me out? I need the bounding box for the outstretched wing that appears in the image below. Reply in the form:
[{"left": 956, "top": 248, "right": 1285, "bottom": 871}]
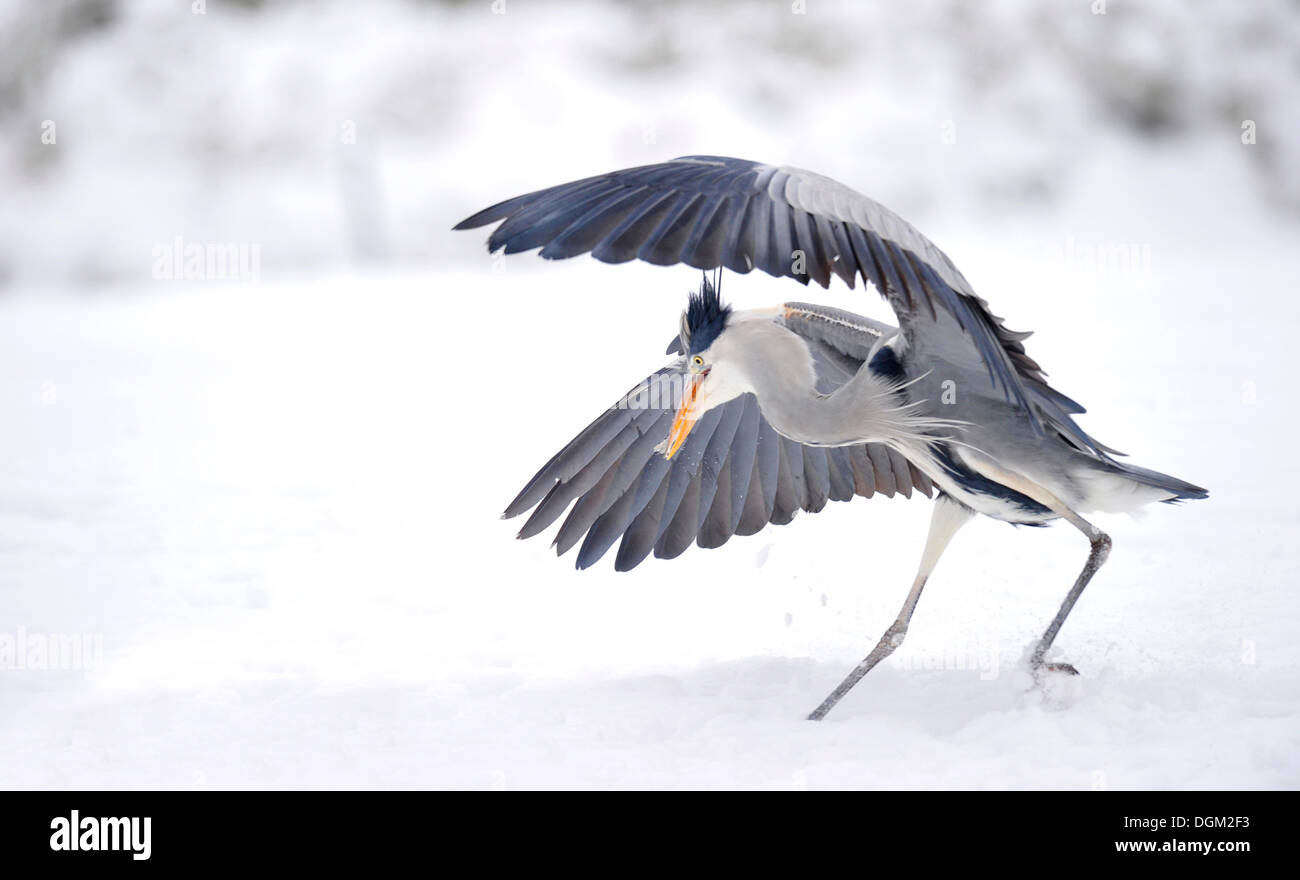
[
  {"left": 455, "top": 155, "right": 1045, "bottom": 430},
  {"left": 504, "top": 303, "right": 933, "bottom": 571}
]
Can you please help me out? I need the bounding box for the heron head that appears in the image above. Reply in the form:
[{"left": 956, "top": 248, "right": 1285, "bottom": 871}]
[{"left": 661, "top": 277, "right": 751, "bottom": 459}]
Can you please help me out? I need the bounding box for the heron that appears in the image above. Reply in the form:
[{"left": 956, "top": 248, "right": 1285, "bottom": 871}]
[{"left": 454, "top": 155, "right": 1206, "bottom": 720}]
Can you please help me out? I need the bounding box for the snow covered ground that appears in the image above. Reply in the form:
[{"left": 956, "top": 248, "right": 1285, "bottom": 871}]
[
  {"left": 2, "top": 210, "right": 1297, "bottom": 789},
  {"left": 1, "top": 0, "right": 1297, "bottom": 789}
]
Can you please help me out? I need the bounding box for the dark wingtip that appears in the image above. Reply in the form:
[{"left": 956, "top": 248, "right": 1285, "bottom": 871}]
[
  {"left": 452, "top": 211, "right": 494, "bottom": 231},
  {"left": 454, "top": 194, "right": 529, "bottom": 232}
]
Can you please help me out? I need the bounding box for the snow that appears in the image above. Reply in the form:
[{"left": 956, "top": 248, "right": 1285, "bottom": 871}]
[
  {"left": 1, "top": 0, "right": 1298, "bottom": 789},
  {"left": 3, "top": 232, "right": 1297, "bottom": 788}
]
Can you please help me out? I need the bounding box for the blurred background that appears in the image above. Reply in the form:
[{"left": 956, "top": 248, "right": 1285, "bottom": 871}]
[
  {"left": 2, "top": 0, "right": 1298, "bottom": 788},
  {"left": 0, "top": 0, "right": 1296, "bottom": 289}
]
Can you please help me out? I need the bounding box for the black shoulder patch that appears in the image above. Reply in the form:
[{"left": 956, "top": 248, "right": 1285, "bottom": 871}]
[
  {"left": 682, "top": 275, "right": 731, "bottom": 355},
  {"left": 866, "top": 344, "right": 904, "bottom": 382}
]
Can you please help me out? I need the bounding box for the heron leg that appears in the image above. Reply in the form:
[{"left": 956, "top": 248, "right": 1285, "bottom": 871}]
[
  {"left": 939, "top": 460, "right": 1114, "bottom": 680},
  {"left": 1028, "top": 517, "right": 1111, "bottom": 678},
  {"left": 807, "top": 496, "right": 972, "bottom": 721}
]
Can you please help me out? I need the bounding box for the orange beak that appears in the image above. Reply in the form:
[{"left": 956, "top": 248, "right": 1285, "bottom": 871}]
[{"left": 663, "top": 371, "right": 706, "bottom": 460}]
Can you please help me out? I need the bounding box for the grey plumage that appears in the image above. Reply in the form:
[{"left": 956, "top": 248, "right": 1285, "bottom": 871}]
[
  {"left": 502, "top": 304, "right": 933, "bottom": 571},
  {"left": 457, "top": 155, "right": 1206, "bottom": 719},
  {"left": 455, "top": 155, "right": 1041, "bottom": 425}
]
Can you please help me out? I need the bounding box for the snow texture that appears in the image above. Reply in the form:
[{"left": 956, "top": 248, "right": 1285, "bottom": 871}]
[{"left": 0, "top": 0, "right": 1297, "bottom": 789}]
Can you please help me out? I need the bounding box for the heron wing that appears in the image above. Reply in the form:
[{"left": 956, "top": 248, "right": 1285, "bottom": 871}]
[
  {"left": 504, "top": 307, "right": 932, "bottom": 571},
  {"left": 456, "top": 155, "right": 1043, "bottom": 427}
]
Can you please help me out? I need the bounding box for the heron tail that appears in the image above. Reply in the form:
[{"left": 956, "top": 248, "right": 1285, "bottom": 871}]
[{"left": 1108, "top": 461, "right": 1208, "bottom": 503}]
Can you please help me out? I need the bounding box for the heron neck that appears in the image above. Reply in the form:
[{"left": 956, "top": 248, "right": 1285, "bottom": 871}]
[{"left": 746, "top": 355, "right": 899, "bottom": 448}]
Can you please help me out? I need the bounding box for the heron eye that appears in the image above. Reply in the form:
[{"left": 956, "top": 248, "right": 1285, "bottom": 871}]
[{"left": 692, "top": 356, "right": 704, "bottom": 367}]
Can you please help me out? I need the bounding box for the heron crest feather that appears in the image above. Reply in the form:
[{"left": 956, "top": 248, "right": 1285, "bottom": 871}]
[{"left": 681, "top": 274, "right": 732, "bottom": 355}]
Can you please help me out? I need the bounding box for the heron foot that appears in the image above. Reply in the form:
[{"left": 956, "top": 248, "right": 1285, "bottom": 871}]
[
  {"left": 1030, "top": 658, "right": 1080, "bottom": 686},
  {"left": 1026, "top": 656, "right": 1084, "bottom": 707}
]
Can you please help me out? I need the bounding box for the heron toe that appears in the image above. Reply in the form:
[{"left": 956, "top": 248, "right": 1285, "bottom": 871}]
[{"left": 1031, "top": 660, "right": 1080, "bottom": 684}]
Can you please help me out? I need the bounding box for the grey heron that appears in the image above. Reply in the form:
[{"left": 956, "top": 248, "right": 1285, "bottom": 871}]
[{"left": 454, "top": 155, "right": 1206, "bottom": 720}]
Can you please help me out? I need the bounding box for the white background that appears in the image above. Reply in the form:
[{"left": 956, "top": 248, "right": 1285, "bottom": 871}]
[{"left": 0, "top": 0, "right": 1296, "bottom": 789}]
